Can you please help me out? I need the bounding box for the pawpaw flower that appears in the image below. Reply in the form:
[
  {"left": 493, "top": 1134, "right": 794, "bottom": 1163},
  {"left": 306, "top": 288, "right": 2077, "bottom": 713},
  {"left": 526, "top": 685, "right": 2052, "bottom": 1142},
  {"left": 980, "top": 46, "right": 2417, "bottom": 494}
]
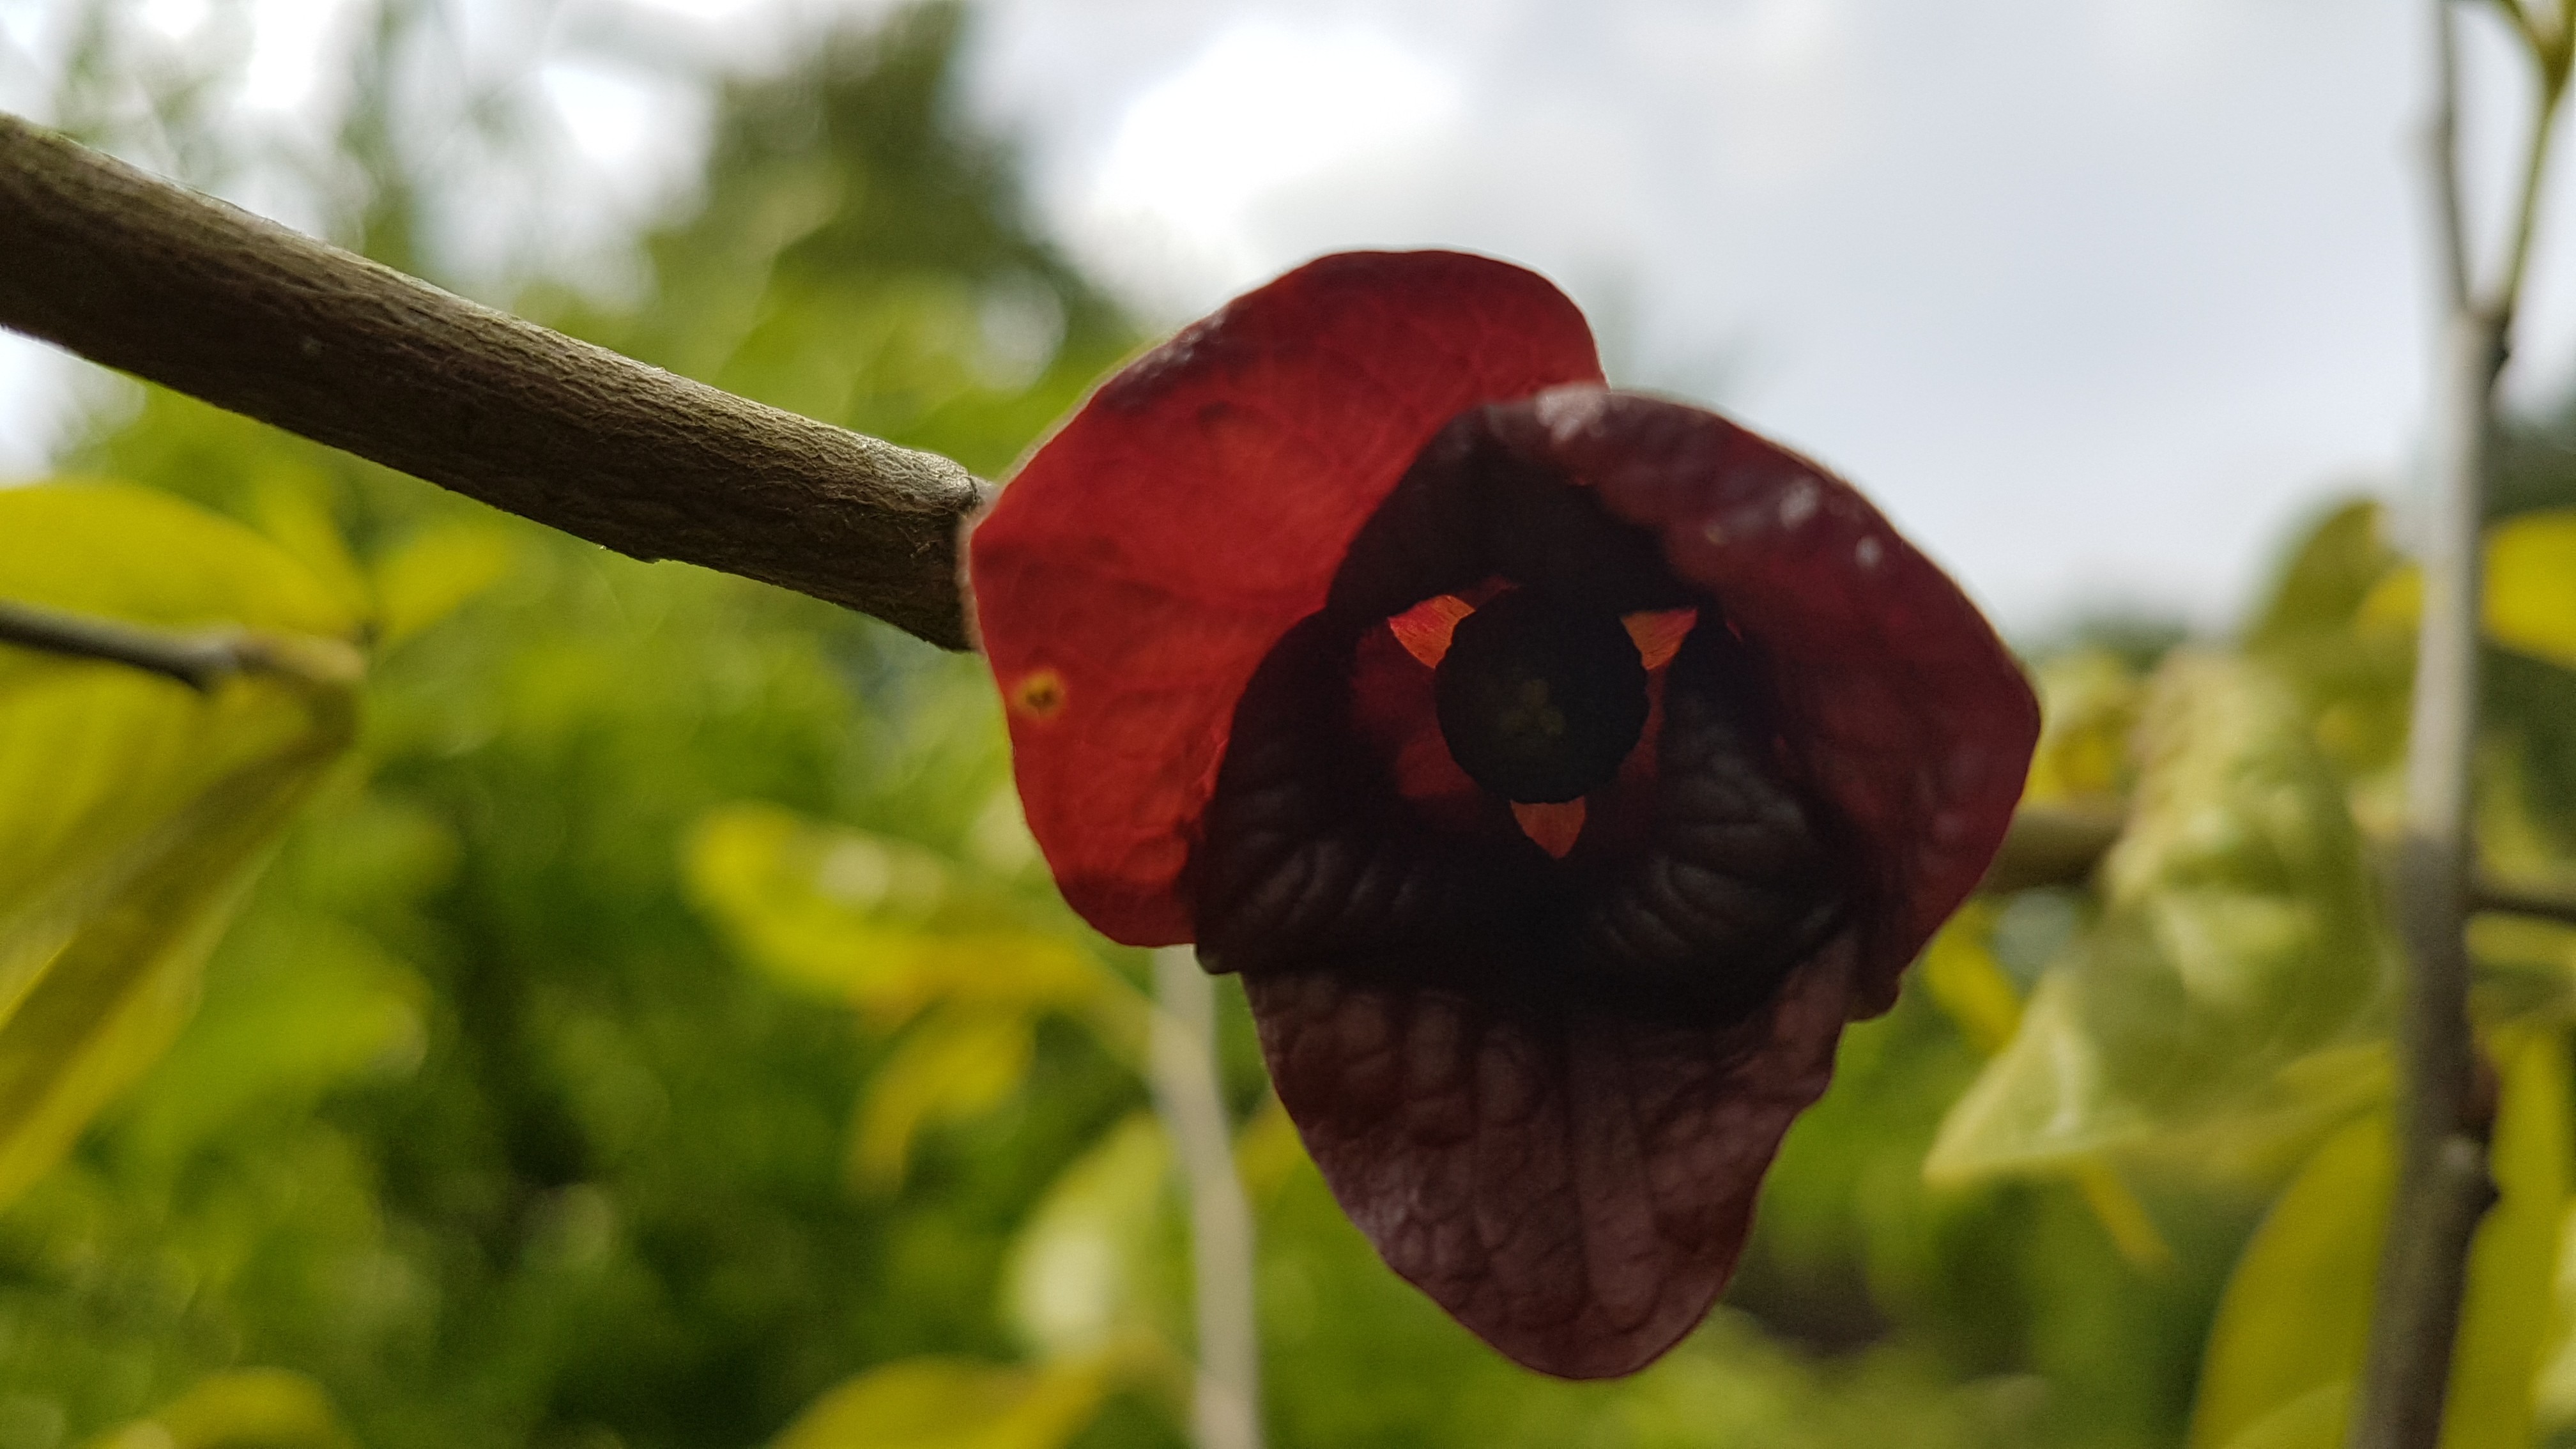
[{"left": 969, "top": 251, "right": 2037, "bottom": 1379}]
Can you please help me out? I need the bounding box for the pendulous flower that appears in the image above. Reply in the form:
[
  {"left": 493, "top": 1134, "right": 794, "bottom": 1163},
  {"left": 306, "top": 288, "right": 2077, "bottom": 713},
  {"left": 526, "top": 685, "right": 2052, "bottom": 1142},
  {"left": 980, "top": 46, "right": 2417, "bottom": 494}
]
[{"left": 969, "top": 250, "right": 2038, "bottom": 1379}]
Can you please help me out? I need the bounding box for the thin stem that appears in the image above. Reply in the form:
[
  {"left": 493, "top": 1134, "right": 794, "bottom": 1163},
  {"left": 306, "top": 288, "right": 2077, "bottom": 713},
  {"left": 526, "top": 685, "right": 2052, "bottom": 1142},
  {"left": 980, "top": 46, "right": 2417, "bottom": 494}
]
[
  {"left": 2497, "top": 70, "right": 2566, "bottom": 318},
  {"left": 0, "top": 598, "right": 363, "bottom": 691},
  {"left": 2489, "top": 0, "right": 2549, "bottom": 74},
  {"left": 1974, "top": 806, "right": 2576, "bottom": 937},
  {"left": 1147, "top": 947, "right": 1263, "bottom": 1449},
  {"left": 1973, "top": 802, "right": 2126, "bottom": 895},
  {"left": 2345, "top": 0, "right": 2568, "bottom": 1440},
  {"left": 2434, "top": 0, "right": 2474, "bottom": 309},
  {"left": 2472, "top": 873, "right": 2576, "bottom": 927}
]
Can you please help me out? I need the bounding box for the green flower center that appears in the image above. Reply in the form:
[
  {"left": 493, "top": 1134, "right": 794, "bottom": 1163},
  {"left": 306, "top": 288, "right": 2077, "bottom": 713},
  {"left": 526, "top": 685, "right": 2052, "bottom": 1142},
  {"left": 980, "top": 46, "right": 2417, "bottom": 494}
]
[{"left": 1434, "top": 589, "right": 1648, "bottom": 804}]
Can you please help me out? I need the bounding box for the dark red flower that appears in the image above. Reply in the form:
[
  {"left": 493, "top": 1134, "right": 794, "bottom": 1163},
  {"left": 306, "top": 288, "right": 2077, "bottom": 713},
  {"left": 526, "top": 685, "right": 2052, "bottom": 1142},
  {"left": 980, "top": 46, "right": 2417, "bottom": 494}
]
[{"left": 969, "top": 251, "right": 2037, "bottom": 1379}]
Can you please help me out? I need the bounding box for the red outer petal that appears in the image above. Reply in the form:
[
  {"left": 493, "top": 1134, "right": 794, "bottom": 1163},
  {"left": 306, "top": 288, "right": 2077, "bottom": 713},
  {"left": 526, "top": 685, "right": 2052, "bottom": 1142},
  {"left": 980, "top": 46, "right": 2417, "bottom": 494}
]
[
  {"left": 1493, "top": 388, "right": 2039, "bottom": 1010},
  {"left": 970, "top": 252, "right": 1602, "bottom": 944},
  {"left": 1249, "top": 933, "right": 1859, "bottom": 1379}
]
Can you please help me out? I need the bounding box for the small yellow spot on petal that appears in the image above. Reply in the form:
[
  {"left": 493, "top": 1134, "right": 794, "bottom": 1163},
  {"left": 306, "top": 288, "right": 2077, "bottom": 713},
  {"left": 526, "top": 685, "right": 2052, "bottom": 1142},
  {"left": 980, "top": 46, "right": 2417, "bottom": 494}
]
[
  {"left": 1009, "top": 667, "right": 1068, "bottom": 721},
  {"left": 1512, "top": 799, "right": 1586, "bottom": 859}
]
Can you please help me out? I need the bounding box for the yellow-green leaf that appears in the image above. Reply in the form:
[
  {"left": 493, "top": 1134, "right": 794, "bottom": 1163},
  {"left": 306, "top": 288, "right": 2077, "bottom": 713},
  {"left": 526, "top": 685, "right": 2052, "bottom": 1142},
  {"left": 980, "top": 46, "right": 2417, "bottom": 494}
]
[
  {"left": 2212, "top": 1384, "right": 2347, "bottom": 1449},
  {"left": 2021, "top": 650, "right": 2146, "bottom": 806},
  {"left": 81, "top": 1367, "right": 358, "bottom": 1449},
  {"left": 2184, "top": 1114, "right": 2387, "bottom": 1449},
  {"left": 111, "top": 915, "right": 426, "bottom": 1171},
  {"left": 1929, "top": 653, "right": 2384, "bottom": 1183},
  {"left": 1919, "top": 903, "right": 2174, "bottom": 1265},
  {"left": 369, "top": 519, "right": 517, "bottom": 650},
  {"left": 1002, "top": 1112, "right": 1177, "bottom": 1361},
  {"left": 851, "top": 1005, "right": 1036, "bottom": 1189},
  {"left": 0, "top": 665, "right": 352, "bottom": 1204},
  {"left": 1917, "top": 901, "right": 2020, "bottom": 1054},
  {"left": 685, "top": 803, "right": 1142, "bottom": 1052},
  {"left": 2446, "top": 1028, "right": 2570, "bottom": 1449},
  {"left": 2242, "top": 498, "right": 2413, "bottom": 778},
  {"left": 771, "top": 1355, "right": 1110, "bottom": 1449},
  {"left": 1232, "top": 1092, "right": 1307, "bottom": 1203},
  {"left": 0, "top": 482, "right": 364, "bottom": 1206},
  {"left": 2488, "top": 509, "right": 2576, "bottom": 670},
  {"left": 2341, "top": 508, "right": 2576, "bottom": 675},
  {"left": 0, "top": 481, "right": 355, "bottom": 636},
  {"left": 2186, "top": 1031, "right": 2569, "bottom": 1449},
  {"left": 2246, "top": 499, "right": 2404, "bottom": 655},
  {"left": 250, "top": 471, "right": 372, "bottom": 625}
]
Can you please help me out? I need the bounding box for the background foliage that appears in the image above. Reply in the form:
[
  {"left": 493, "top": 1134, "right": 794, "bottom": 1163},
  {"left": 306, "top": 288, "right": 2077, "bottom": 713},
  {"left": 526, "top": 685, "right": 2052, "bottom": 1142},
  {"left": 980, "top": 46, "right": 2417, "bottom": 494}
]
[{"left": 6, "top": 4, "right": 2576, "bottom": 1447}]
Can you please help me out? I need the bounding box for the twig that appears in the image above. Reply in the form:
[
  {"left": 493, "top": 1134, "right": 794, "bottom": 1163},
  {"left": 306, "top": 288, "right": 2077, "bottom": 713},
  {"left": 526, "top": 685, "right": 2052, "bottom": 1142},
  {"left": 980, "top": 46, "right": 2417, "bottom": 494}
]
[
  {"left": 1148, "top": 947, "right": 1264, "bottom": 1449},
  {"left": 1974, "top": 802, "right": 2126, "bottom": 895},
  {"left": 2347, "top": 1, "right": 2563, "bottom": 1443},
  {"left": 0, "top": 112, "right": 987, "bottom": 651},
  {"left": 1977, "top": 806, "right": 2576, "bottom": 938},
  {"left": 2498, "top": 65, "right": 2569, "bottom": 318},
  {"left": 0, "top": 597, "right": 364, "bottom": 691},
  {"left": 2432, "top": 0, "right": 2473, "bottom": 309},
  {"left": 2473, "top": 873, "right": 2576, "bottom": 928}
]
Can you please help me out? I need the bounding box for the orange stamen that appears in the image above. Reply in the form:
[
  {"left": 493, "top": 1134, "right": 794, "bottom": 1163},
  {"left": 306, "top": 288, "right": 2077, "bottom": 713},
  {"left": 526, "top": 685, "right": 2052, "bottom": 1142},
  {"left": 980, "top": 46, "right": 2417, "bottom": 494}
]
[
  {"left": 1512, "top": 799, "right": 1586, "bottom": 859},
  {"left": 1623, "top": 608, "right": 1698, "bottom": 670},
  {"left": 1388, "top": 594, "right": 1476, "bottom": 668}
]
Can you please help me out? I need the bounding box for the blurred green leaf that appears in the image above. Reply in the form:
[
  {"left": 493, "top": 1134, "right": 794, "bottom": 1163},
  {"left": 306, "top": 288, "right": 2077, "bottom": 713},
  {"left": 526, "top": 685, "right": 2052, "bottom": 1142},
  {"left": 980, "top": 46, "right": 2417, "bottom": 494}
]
[
  {"left": 2488, "top": 508, "right": 2576, "bottom": 671},
  {"left": 851, "top": 1005, "right": 1035, "bottom": 1190},
  {"left": 2211, "top": 1384, "right": 2345, "bottom": 1449},
  {"left": 1918, "top": 901, "right": 2021, "bottom": 1054},
  {"left": 2471, "top": 912, "right": 2576, "bottom": 1027},
  {"left": 82, "top": 1367, "right": 358, "bottom": 1449},
  {"left": 2183, "top": 1114, "right": 2384, "bottom": 1449},
  {"left": 2344, "top": 507, "right": 2576, "bottom": 675},
  {"left": 0, "top": 482, "right": 357, "bottom": 636},
  {"left": 2246, "top": 500, "right": 2404, "bottom": 656},
  {"left": 2021, "top": 652, "right": 2146, "bottom": 807},
  {"left": 367, "top": 520, "right": 516, "bottom": 650},
  {"left": 0, "top": 484, "right": 362, "bottom": 1208},
  {"left": 1919, "top": 902, "right": 2173, "bottom": 1268},
  {"left": 686, "top": 802, "right": 1144, "bottom": 1050},
  {"left": 2244, "top": 498, "right": 2413, "bottom": 781},
  {"left": 109, "top": 916, "right": 425, "bottom": 1172},
  {"left": 2186, "top": 1030, "right": 2568, "bottom": 1449},
  {"left": 1928, "top": 652, "right": 2384, "bottom": 1182},
  {"left": 2444, "top": 1028, "right": 2569, "bottom": 1449},
  {"left": 1232, "top": 1092, "right": 1308, "bottom": 1204},
  {"left": 0, "top": 667, "right": 351, "bottom": 1207},
  {"left": 249, "top": 472, "right": 374, "bottom": 628},
  {"left": 770, "top": 1354, "right": 1110, "bottom": 1449},
  {"left": 1000, "top": 1112, "right": 1176, "bottom": 1363}
]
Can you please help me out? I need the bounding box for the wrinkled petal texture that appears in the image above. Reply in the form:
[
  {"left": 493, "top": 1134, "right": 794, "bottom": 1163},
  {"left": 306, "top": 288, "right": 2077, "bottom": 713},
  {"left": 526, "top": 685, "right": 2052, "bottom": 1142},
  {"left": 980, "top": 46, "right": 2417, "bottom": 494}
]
[
  {"left": 971, "top": 250, "right": 2037, "bottom": 1381},
  {"left": 1243, "top": 391, "right": 2035, "bottom": 1378},
  {"left": 971, "top": 252, "right": 1604, "bottom": 944},
  {"left": 1491, "top": 389, "right": 2038, "bottom": 1009},
  {"left": 1250, "top": 932, "right": 1859, "bottom": 1378}
]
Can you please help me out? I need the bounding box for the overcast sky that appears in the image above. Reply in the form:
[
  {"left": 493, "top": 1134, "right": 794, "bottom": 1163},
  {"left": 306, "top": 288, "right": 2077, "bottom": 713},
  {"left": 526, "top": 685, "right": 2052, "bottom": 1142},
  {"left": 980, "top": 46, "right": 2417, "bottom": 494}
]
[{"left": 8, "top": 0, "right": 2571, "bottom": 634}]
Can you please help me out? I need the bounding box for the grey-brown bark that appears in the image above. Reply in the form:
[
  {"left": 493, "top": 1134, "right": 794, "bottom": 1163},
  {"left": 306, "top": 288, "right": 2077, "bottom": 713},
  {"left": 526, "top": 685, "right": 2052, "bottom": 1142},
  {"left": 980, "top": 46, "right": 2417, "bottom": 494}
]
[{"left": 0, "top": 112, "right": 987, "bottom": 650}]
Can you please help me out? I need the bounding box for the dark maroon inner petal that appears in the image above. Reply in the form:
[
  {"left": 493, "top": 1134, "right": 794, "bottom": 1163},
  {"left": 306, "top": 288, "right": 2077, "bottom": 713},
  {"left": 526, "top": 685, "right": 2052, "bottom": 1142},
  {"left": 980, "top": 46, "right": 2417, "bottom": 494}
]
[
  {"left": 1192, "top": 406, "right": 1851, "bottom": 1027},
  {"left": 1325, "top": 405, "right": 1696, "bottom": 628},
  {"left": 1578, "top": 624, "right": 1844, "bottom": 1018}
]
